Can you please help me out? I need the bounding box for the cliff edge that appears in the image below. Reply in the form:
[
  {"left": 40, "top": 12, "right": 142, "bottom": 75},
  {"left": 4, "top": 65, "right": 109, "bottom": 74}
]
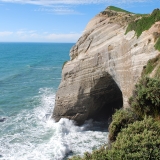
[{"left": 52, "top": 7, "right": 160, "bottom": 125}]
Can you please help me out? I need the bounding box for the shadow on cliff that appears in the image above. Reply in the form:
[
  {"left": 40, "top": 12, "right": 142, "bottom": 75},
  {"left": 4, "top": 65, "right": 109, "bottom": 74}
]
[
  {"left": 53, "top": 72, "right": 123, "bottom": 127},
  {"left": 77, "top": 72, "right": 123, "bottom": 126}
]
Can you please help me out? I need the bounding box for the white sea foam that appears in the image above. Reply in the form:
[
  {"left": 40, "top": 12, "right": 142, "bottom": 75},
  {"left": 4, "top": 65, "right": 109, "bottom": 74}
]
[{"left": 0, "top": 88, "right": 108, "bottom": 160}]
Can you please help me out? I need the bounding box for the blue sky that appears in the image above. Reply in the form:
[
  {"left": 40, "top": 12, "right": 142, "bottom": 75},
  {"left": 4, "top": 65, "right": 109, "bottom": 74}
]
[{"left": 0, "top": 0, "right": 159, "bottom": 42}]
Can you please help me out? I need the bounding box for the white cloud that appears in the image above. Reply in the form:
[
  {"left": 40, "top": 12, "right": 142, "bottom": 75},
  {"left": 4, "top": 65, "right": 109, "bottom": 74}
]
[
  {"left": 34, "top": 6, "right": 77, "bottom": 15},
  {"left": 14, "top": 29, "right": 81, "bottom": 42},
  {"left": 28, "top": 30, "right": 37, "bottom": 34},
  {"left": 45, "top": 33, "right": 81, "bottom": 42},
  {"left": 16, "top": 30, "right": 25, "bottom": 35},
  {"left": 0, "top": 31, "right": 13, "bottom": 36},
  {"left": 0, "top": 0, "right": 154, "bottom": 15},
  {"left": 0, "top": 0, "right": 152, "bottom": 6},
  {"left": 16, "top": 29, "right": 36, "bottom": 35}
]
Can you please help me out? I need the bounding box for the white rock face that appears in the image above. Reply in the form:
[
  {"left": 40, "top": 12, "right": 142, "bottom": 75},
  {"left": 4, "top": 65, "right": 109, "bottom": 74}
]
[{"left": 52, "top": 10, "right": 160, "bottom": 124}]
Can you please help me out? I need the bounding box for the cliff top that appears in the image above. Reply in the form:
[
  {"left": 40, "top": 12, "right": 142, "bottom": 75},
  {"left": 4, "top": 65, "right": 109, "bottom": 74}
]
[
  {"left": 106, "top": 6, "right": 133, "bottom": 14},
  {"left": 98, "top": 6, "right": 138, "bottom": 27}
]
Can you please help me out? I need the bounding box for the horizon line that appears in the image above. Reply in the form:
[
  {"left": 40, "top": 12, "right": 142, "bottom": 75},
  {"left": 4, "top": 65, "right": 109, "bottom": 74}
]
[{"left": 0, "top": 42, "right": 76, "bottom": 43}]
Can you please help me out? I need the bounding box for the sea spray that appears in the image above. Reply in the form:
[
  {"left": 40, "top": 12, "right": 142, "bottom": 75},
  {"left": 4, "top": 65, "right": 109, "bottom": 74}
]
[
  {"left": 0, "top": 88, "right": 108, "bottom": 160},
  {"left": 0, "top": 43, "right": 108, "bottom": 160}
]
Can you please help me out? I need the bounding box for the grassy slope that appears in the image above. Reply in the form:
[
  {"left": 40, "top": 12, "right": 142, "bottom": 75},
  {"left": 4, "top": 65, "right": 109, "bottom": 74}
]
[
  {"left": 107, "top": 6, "right": 132, "bottom": 13},
  {"left": 155, "top": 37, "right": 160, "bottom": 51},
  {"left": 126, "top": 9, "right": 160, "bottom": 37},
  {"left": 142, "top": 55, "right": 160, "bottom": 78}
]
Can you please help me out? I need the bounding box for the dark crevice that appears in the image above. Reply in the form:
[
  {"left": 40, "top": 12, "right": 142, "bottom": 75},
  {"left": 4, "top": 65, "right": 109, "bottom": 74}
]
[
  {"left": 89, "top": 72, "right": 123, "bottom": 123},
  {"left": 74, "top": 72, "right": 123, "bottom": 125}
]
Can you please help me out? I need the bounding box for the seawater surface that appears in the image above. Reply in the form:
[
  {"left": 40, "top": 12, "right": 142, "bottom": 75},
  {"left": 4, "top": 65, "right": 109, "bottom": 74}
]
[{"left": 0, "top": 43, "right": 108, "bottom": 160}]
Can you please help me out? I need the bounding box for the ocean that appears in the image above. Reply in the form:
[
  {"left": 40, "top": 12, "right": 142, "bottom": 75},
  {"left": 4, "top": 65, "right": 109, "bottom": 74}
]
[{"left": 0, "top": 43, "right": 108, "bottom": 160}]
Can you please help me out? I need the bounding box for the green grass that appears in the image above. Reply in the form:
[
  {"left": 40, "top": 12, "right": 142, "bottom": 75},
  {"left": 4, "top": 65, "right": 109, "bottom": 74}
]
[
  {"left": 108, "top": 6, "right": 148, "bottom": 16},
  {"left": 126, "top": 9, "right": 160, "bottom": 37},
  {"left": 107, "top": 6, "right": 132, "bottom": 13},
  {"left": 155, "top": 37, "right": 160, "bottom": 51},
  {"left": 142, "top": 55, "right": 160, "bottom": 77},
  {"left": 144, "top": 61, "right": 155, "bottom": 75},
  {"left": 155, "top": 66, "right": 160, "bottom": 78}
]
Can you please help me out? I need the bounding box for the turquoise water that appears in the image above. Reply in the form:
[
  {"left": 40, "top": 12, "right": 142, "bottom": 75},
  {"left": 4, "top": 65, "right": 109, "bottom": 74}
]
[
  {"left": 0, "top": 43, "right": 70, "bottom": 115},
  {"left": 0, "top": 43, "right": 108, "bottom": 160}
]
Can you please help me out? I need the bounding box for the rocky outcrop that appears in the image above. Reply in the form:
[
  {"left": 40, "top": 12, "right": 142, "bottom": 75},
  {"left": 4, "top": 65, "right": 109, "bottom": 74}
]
[
  {"left": 52, "top": 8, "right": 160, "bottom": 125},
  {"left": 0, "top": 117, "right": 6, "bottom": 122}
]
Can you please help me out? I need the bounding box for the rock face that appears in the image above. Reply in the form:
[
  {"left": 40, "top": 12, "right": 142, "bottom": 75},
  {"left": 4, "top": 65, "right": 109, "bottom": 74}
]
[{"left": 52, "top": 8, "right": 160, "bottom": 125}]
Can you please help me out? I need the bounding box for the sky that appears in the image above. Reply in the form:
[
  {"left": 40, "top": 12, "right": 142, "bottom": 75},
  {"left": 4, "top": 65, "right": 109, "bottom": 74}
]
[{"left": 0, "top": 0, "right": 159, "bottom": 42}]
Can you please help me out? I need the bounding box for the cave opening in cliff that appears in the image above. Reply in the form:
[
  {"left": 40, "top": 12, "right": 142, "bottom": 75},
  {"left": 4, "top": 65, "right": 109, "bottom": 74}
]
[{"left": 90, "top": 73, "right": 123, "bottom": 124}]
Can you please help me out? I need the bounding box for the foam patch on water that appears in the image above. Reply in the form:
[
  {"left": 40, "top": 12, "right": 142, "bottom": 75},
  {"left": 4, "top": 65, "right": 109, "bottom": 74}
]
[{"left": 0, "top": 88, "right": 108, "bottom": 160}]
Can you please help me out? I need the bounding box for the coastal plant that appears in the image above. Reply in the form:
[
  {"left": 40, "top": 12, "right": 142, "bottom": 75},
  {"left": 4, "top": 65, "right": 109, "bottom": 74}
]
[
  {"left": 68, "top": 146, "right": 110, "bottom": 160},
  {"left": 143, "top": 61, "right": 155, "bottom": 75},
  {"left": 142, "top": 54, "right": 160, "bottom": 76},
  {"left": 108, "top": 6, "right": 132, "bottom": 13},
  {"left": 155, "top": 37, "right": 160, "bottom": 51},
  {"left": 108, "top": 117, "right": 160, "bottom": 159},
  {"left": 126, "top": 9, "right": 160, "bottom": 37},
  {"left": 108, "top": 108, "right": 139, "bottom": 142},
  {"left": 129, "top": 77, "right": 160, "bottom": 119},
  {"left": 68, "top": 155, "right": 82, "bottom": 160},
  {"left": 69, "top": 117, "right": 160, "bottom": 160}
]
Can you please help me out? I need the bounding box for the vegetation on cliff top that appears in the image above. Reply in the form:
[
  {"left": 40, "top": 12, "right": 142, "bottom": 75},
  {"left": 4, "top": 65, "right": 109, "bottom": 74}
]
[
  {"left": 107, "top": 6, "right": 132, "bottom": 14},
  {"left": 126, "top": 9, "right": 160, "bottom": 37},
  {"left": 125, "top": 8, "right": 160, "bottom": 51},
  {"left": 103, "top": 6, "right": 160, "bottom": 42}
]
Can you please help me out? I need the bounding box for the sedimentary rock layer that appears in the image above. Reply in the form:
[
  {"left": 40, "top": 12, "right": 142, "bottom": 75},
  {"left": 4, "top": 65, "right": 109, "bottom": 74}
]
[{"left": 52, "top": 9, "right": 160, "bottom": 124}]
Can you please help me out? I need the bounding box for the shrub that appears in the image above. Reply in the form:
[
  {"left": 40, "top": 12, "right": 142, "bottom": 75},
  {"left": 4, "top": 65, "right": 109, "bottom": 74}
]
[
  {"left": 68, "top": 146, "right": 110, "bottom": 160},
  {"left": 108, "top": 117, "right": 160, "bottom": 159},
  {"left": 129, "top": 77, "right": 160, "bottom": 118},
  {"left": 108, "top": 109, "right": 139, "bottom": 142},
  {"left": 68, "top": 155, "right": 82, "bottom": 160}
]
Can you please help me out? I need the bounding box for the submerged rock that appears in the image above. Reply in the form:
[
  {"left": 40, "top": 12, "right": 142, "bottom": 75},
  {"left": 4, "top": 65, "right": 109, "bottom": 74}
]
[{"left": 0, "top": 117, "right": 6, "bottom": 122}]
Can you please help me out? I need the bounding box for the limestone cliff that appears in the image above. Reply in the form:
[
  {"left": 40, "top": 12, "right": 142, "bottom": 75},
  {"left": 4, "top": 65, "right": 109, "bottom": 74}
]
[{"left": 52, "top": 7, "right": 160, "bottom": 125}]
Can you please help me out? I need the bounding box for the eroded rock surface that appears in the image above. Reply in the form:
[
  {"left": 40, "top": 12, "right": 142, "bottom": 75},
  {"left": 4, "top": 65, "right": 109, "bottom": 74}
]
[{"left": 52, "top": 9, "right": 160, "bottom": 124}]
